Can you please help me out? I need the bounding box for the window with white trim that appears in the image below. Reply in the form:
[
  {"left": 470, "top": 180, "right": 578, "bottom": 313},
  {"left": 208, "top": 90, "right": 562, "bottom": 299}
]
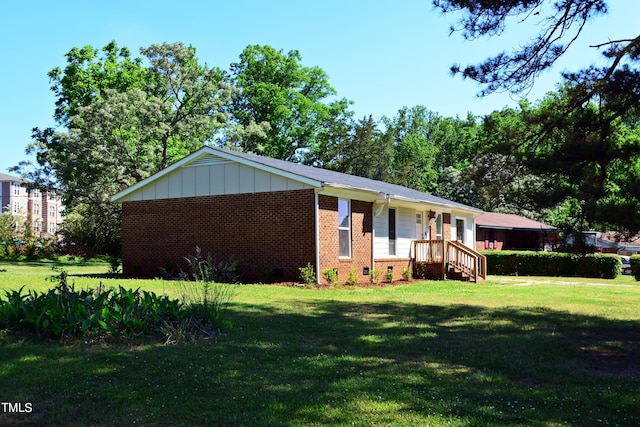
[
  {"left": 389, "top": 208, "right": 397, "bottom": 256},
  {"left": 435, "top": 214, "right": 442, "bottom": 240},
  {"left": 338, "top": 199, "right": 351, "bottom": 257},
  {"left": 456, "top": 219, "right": 465, "bottom": 243}
]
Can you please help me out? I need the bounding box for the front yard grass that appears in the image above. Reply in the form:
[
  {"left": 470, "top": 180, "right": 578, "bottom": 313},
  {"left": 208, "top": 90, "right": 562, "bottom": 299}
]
[{"left": 1, "top": 260, "right": 639, "bottom": 426}]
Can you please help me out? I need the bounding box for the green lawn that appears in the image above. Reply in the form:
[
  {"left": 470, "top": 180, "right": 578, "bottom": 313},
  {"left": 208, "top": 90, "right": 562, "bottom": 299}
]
[{"left": 1, "top": 260, "right": 639, "bottom": 426}]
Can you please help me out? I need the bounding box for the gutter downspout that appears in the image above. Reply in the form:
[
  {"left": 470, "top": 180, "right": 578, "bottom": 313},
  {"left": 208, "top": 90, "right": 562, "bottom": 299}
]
[{"left": 314, "top": 189, "right": 321, "bottom": 285}]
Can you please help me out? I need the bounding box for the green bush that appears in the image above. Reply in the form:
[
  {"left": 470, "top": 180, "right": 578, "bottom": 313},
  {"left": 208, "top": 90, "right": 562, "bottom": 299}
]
[
  {"left": 630, "top": 255, "right": 640, "bottom": 281},
  {"left": 299, "top": 262, "right": 317, "bottom": 286},
  {"left": 0, "top": 284, "right": 182, "bottom": 340},
  {"left": 482, "top": 251, "right": 621, "bottom": 278},
  {"left": 345, "top": 267, "right": 359, "bottom": 286},
  {"left": 322, "top": 268, "right": 338, "bottom": 285}
]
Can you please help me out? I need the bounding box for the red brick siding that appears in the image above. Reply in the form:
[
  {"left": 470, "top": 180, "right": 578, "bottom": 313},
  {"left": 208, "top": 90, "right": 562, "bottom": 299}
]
[
  {"left": 442, "top": 213, "right": 451, "bottom": 240},
  {"left": 121, "top": 189, "right": 317, "bottom": 282},
  {"left": 318, "top": 195, "right": 373, "bottom": 284},
  {"left": 475, "top": 228, "right": 506, "bottom": 251},
  {"left": 373, "top": 258, "right": 413, "bottom": 281}
]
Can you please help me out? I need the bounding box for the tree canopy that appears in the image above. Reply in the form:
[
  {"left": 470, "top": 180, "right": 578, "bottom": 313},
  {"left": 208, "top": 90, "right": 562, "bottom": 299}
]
[
  {"left": 227, "top": 45, "right": 351, "bottom": 162},
  {"left": 436, "top": 0, "right": 640, "bottom": 234},
  {"left": 15, "top": 42, "right": 233, "bottom": 254}
]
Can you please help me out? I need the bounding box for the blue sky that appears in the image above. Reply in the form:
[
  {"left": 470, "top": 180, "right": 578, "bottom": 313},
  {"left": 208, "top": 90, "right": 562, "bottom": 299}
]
[{"left": 0, "top": 0, "right": 635, "bottom": 174}]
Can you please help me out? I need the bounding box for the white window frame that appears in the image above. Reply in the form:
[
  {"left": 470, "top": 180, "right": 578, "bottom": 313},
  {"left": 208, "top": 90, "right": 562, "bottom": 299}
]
[
  {"left": 388, "top": 208, "right": 397, "bottom": 256},
  {"left": 456, "top": 218, "right": 465, "bottom": 243},
  {"left": 338, "top": 199, "right": 351, "bottom": 258}
]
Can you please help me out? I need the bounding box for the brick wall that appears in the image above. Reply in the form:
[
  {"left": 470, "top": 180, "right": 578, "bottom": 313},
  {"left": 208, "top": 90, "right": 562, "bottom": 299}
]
[
  {"left": 442, "top": 213, "right": 451, "bottom": 240},
  {"left": 121, "top": 189, "right": 317, "bottom": 282},
  {"left": 318, "top": 195, "right": 373, "bottom": 284},
  {"left": 373, "top": 258, "right": 413, "bottom": 281}
]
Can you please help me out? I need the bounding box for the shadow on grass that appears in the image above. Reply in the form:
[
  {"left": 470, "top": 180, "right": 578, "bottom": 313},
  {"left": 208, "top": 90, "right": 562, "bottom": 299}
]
[{"left": 1, "top": 300, "right": 639, "bottom": 426}]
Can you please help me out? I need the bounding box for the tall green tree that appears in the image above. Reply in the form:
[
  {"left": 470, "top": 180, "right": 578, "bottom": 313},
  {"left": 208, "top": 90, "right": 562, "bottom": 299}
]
[
  {"left": 306, "top": 115, "right": 394, "bottom": 181},
  {"left": 14, "top": 42, "right": 233, "bottom": 255},
  {"left": 436, "top": 0, "right": 640, "bottom": 233},
  {"left": 481, "top": 93, "right": 640, "bottom": 233},
  {"left": 227, "top": 45, "right": 351, "bottom": 161}
]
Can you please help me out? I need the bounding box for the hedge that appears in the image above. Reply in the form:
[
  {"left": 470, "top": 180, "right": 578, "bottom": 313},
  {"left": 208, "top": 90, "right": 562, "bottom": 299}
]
[
  {"left": 630, "top": 255, "right": 640, "bottom": 281},
  {"left": 481, "top": 251, "right": 622, "bottom": 279}
]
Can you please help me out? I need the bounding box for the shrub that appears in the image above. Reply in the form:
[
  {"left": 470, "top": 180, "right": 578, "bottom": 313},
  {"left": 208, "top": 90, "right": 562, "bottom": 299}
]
[
  {"left": 182, "top": 247, "right": 240, "bottom": 284},
  {"left": 322, "top": 268, "right": 338, "bottom": 285},
  {"left": 299, "top": 262, "right": 317, "bottom": 286},
  {"left": 0, "top": 283, "right": 182, "bottom": 341},
  {"left": 631, "top": 255, "right": 640, "bottom": 281},
  {"left": 370, "top": 269, "right": 380, "bottom": 284},
  {"left": 386, "top": 268, "right": 394, "bottom": 283},
  {"left": 402, "top": 267, "right": 412, "bottom": 281},
  {"left": 181, "top": 248, "right": 238, "bottom": 334},
  {"left": 345, "top": 267, "right": 359, "bottom": 286},
  {"left": 482, "top": 251, "right": 621, "bottom": 278}
]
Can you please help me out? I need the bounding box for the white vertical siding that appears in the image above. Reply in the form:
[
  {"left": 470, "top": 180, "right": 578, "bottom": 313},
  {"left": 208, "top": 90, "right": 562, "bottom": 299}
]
[
  {"left": 118, "top": 155, "right": 314, "bottom": 202},
  {"left": 397, "top": 207, "right": 414, "bottom": 258},
  {"left": 373, "top": 206, "right": 416, "bottom": 259}
]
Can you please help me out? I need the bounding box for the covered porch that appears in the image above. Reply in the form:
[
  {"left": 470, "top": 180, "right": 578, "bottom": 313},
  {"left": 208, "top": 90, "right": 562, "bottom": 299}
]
[{"left": 413, "top": 239, "right": 487, "bottom": 283}]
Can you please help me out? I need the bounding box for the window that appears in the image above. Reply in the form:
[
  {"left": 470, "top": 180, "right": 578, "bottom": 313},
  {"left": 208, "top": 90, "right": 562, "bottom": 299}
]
[
  {"left": 33, "top": 222, "right": 40, "bottom": 232},
  {"left": 32, "top": 189, "right": 40, "bottom": 199},
  {"left": 456, "top": 219, "right": 465, "bottom": 243},
  {"left": 338, "top": 199, "right": 351, "bottom": 257},
  {"left": 34, "top": 203, "right": 39, "bottom": 216},
  {"left": 13, "top": 201, "right": 19, "bottom": 213},
  {"left": 12, "top": 182, "right": 20, "bottom": 196},
  {"left": 435, "top": 214, "right": 442, "bottom": 239},
  {"left": 389, "top": 208, "right": 396, "bottom": 256},
  {"left": 50, "top": 206, "right": 55, "bottom": 217},
  {"left": 49, "top": 222, "right": 56, "bottom": 233}
]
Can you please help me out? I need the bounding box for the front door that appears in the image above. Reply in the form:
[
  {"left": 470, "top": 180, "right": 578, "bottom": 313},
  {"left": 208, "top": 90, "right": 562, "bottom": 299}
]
[{"left": 415, "top": 212, "right": 426, "bottom": 240}]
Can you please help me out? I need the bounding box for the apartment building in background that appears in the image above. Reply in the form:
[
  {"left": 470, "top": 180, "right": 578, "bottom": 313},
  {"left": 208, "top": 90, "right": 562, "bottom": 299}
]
[{"left": 0, "top": 172, "right": 64, "bottom": 238}]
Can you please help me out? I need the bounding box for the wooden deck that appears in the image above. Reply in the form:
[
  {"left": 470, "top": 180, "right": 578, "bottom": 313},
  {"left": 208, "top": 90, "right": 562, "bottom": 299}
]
[{"left": 413, "top": 240, "right": 486, "bottom": 283}]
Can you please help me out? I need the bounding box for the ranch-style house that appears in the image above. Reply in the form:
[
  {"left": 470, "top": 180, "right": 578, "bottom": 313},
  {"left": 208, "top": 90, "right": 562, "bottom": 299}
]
[{"left": 111, "top": 147, "right": 486, "bottom": 283}]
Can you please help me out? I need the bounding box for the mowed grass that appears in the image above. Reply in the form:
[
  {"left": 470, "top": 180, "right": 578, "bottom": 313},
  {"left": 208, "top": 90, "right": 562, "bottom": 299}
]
[{"left": 1, "top": 261, "right": 639, "bottom": 426}]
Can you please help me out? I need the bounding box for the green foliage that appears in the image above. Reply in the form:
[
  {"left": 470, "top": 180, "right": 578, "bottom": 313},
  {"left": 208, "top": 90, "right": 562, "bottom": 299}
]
[
  {"left": 180, "top": 247, "right": 238, "bottom": 334},
  {"left": 18, "top": 41, "right": 234, "bottom": 256},
  {"left": 369, "top": 268, "right": 380, "bottom": 284},
  {"left": 630, "top": 255, "right": 640, "bottom": 281},
  {"left": 298, "top": 262, "right": 316, "bottom": 286},
  {"left": 228, "top": 44, "right": 351, "bottom": 162},
  {"left": 402, "top": 267, "right": 413, "bottom": 281},
  {"left": 483, "top": 251, "right": 621, "bottom": 279},
  {"left": 345, "top": 267, "right": 359, "bottom": 286},
  {"left": 437, "top": 1, "right": 640, "bottom": 233},
  {"left": 182, "top": 247, "right": 240, "bottom": 284},
  {"left": 322, "top": 268, "right": 338, "bottom": 286},
  {"left": 0, "top": 283, "right": 181, "bottom": 340},
  {"left": 385, "top": 268, "right": 394, "bottom": 283}
]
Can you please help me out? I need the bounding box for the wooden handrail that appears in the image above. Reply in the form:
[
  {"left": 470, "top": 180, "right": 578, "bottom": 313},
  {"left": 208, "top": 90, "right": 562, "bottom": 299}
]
[
  {"left": 447, "top": 240, "right": 487, "bottom": 283},
  {"left": 413, "top": 239, "right": 486, "bottom": 282}
]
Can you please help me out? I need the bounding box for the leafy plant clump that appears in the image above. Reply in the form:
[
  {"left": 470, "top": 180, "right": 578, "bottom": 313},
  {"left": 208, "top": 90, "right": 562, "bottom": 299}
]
[
  {"left": 299, "top": 262, "right": 317, "bottom": 286},
  {"left": 322, "top": 268, "right": 338, "bottom": 285},
  {"left": 178, "top": 247, "right": 239, "bottom": 337},
  {"left": 345, "top": 267, "right": 359, "bottom": 286},
  {"left": 369, "top": 268, "right": 380, "bottom": 284},
  {"left": 0, "top": 283, "right": 181, "bottom": 342}
]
